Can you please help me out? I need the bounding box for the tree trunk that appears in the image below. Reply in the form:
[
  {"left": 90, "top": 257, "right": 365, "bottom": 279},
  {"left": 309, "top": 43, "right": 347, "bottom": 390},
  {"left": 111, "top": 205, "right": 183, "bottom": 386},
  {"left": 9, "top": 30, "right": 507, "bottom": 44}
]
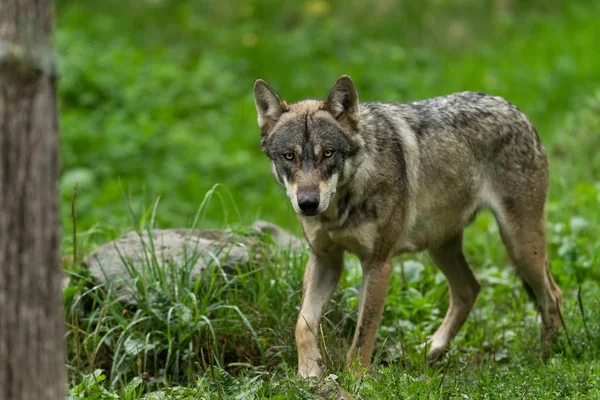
[{"left": 0, "top": 1, "right": 65, "bottom": 399}]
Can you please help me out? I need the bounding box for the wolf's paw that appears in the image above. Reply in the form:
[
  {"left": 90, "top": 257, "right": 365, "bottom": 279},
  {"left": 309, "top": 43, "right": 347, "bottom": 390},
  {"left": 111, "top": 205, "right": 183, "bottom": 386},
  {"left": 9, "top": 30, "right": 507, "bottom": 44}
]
[
  {"left": 298, "top": 358, "right": 325, "bottom": 379},
  {"left": 540, "top": 323, "right": 561, "bottom": 361},
  {"left": 425, "top": 343, "right": 448, "bottom": 364}
]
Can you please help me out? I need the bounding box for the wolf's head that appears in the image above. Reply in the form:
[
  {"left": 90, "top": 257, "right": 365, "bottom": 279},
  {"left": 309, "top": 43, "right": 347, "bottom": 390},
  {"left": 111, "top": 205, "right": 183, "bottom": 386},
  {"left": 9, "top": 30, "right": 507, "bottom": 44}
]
[{"left": 254, "top": 75, "right": 362, "bottom": 217}]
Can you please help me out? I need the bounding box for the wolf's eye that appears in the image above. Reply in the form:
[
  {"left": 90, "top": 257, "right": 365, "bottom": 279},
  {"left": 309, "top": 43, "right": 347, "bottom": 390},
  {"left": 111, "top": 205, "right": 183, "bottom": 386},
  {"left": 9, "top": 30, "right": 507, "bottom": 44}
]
[
  {"left": 283, "top": 153, "right": 295, "bottom": 160},
  {"left": 323, "top": 149, "right": 334, "bottom": 158}
]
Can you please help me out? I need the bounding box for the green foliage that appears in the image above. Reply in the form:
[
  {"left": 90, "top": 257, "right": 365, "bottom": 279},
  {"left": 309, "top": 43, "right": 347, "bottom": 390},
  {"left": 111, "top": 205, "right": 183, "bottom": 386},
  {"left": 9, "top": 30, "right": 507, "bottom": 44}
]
[
  {"left": 57, "top": 0, "right": 600, "bottom": 398},
  {"left": 57, "top": 0, "right": 600, "bottom": 234}
]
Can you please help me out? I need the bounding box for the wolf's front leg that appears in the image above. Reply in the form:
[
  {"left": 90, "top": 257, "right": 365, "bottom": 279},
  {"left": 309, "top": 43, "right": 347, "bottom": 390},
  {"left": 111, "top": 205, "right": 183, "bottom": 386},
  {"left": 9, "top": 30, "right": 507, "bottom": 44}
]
[
  {"left": 347, "top": 257, "right": 392, "bottom": 374},
  {"left": 296, "top": 249, "right": 344, "bottom": 378}
]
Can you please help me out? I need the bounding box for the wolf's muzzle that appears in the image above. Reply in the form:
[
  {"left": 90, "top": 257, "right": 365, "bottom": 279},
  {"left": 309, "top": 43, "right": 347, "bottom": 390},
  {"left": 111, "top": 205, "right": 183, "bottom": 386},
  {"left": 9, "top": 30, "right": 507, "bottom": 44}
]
[{"left": 297, "top": 191, "right": 320, "bottom": 215}]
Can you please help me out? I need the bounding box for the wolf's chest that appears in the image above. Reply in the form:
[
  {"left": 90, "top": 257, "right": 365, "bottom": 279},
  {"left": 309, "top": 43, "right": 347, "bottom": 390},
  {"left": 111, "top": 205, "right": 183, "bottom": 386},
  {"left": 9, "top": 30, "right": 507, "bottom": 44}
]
[
  {"left": 303, "top": 215, "right": 426, "bottom": 260},
  {"left": 326, "top": 223, "right": 380, "bottom": 259},
  {"left": 301, "top": 218, "right": 381, "bottom": 260}
]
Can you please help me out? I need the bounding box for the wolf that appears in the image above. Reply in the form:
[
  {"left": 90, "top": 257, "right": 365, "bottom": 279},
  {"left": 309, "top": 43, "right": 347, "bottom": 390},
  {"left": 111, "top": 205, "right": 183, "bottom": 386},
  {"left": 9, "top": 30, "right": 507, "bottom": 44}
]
[{"left": 253, "top": 75, "right": 563, "bottom": 378}]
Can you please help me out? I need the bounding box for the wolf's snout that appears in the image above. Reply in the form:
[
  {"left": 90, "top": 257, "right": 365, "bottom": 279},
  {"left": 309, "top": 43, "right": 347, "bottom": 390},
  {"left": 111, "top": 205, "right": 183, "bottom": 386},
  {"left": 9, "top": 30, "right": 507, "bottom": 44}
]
[{"left": 297, "top": 192, "right": 320, "bottom": 214}]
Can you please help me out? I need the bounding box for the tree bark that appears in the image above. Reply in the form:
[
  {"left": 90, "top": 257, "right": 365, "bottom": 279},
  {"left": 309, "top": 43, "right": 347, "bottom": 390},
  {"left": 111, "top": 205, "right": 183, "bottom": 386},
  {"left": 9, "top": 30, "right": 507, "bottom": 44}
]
[{"left": 0, "top": 1, "right": 65, "bottom": 399}]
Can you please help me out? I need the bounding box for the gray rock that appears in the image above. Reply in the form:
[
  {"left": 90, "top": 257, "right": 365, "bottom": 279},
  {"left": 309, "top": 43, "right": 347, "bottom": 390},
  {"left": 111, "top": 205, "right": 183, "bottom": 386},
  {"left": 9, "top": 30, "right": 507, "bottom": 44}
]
[
  {"left": 83, "top": 221, "right": 305, "bottom": 304},
  {"left": 251, "top": 219, "right": 305, "bottom": 252},
  {"left": 315, "top": 375, "right": 355, "bottom": 400}
]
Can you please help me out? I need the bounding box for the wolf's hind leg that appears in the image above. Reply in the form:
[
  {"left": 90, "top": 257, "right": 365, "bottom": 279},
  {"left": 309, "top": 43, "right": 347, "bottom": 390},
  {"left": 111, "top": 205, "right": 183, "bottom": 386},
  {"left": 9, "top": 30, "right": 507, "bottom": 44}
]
[
  {"left": 495, "top": 203, "right": 562, "bottom": 349},
  {"left": 426, "top": 231, "right": 480, "bottom": 361},
  {"left": 296, "top": 248, "right": 344, "bottom": 378}
]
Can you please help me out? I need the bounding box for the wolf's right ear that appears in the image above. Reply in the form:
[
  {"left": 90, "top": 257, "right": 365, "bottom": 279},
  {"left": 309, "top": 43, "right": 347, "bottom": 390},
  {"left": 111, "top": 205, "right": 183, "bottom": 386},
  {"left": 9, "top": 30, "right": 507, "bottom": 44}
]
[{"left": 254, "top": 79, "right": 289, "bottom": 137}]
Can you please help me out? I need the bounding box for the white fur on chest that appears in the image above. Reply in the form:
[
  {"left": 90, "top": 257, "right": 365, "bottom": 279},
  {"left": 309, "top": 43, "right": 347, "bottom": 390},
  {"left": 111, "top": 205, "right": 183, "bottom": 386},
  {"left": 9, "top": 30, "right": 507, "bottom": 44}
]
[
  {"left": 327, "top": 223, "right": 379, "bottom": 259},
  {"left": 301, "top": 218, "right": 379, "bottom": 260}
]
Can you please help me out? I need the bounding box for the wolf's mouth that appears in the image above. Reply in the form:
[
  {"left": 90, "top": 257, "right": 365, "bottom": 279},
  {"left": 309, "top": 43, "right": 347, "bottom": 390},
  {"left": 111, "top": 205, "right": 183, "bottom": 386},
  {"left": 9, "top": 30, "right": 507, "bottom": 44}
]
[{"left": 299, "top": 210, "right": 319, "bottom": 217}]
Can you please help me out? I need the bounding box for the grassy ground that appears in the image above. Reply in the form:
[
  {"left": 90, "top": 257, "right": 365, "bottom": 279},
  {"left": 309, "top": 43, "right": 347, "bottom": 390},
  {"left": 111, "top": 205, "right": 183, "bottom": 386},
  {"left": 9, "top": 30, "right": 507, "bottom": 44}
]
[{"left": 58, "top": 0, "right": 600, "bottom": 398}]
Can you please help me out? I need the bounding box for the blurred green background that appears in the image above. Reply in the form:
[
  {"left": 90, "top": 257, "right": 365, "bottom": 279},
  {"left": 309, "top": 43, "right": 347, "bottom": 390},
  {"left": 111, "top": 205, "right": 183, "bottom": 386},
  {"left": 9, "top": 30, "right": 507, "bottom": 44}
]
[{"left": 56, "top": 0, "right": 600, "bottom": 240}]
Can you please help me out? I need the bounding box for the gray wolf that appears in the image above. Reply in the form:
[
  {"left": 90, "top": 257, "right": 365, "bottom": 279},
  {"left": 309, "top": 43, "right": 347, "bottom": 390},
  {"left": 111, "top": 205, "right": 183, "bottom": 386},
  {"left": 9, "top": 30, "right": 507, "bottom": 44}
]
[{"left": 253, "top": 75, "right": 563, "bottom": 378}]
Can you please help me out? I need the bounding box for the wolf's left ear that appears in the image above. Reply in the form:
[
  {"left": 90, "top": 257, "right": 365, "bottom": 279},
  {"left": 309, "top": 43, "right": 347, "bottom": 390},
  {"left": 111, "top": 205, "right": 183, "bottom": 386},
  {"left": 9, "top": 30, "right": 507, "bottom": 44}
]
[
  {"left": 254, "top": 79, "right": 289, "bottom": 137},
  {"left": 324, "top": 75, "right": 359, "bottom": 131}
]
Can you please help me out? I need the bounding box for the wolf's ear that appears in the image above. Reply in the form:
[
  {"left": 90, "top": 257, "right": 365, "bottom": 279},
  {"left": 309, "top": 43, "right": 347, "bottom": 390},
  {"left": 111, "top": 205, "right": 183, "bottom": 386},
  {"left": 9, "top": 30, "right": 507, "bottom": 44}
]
[
  {"left": 254, "top": 79, "right": 289, "bottom": 137},
  {"left": 323, "top": 75, "right": 359, "bottom": 131}
]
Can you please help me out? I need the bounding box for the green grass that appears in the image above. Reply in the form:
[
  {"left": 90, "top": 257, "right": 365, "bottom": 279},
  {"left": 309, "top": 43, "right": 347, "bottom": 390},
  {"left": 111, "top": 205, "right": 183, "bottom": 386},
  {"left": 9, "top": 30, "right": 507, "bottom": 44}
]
[{"left": 58, "top": 0, "right": 600, "bottom": 398}]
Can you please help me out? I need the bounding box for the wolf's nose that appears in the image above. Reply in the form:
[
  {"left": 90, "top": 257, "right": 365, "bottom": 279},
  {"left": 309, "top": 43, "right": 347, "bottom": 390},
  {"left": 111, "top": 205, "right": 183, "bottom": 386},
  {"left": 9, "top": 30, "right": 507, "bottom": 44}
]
[{"left": 298, "top": 193, "right": 320, "bottom": 214}]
